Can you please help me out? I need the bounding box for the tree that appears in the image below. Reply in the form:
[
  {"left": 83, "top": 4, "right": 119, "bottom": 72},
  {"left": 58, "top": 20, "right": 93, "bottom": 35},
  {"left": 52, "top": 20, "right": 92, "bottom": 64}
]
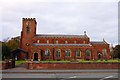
[
  {"left": 2, "top": 42, "right": 11, "bottom": 60},
  {"left": 1, "top": 36, "right": 20, "bottom": 60},
  {"left": 6, "top": 36, "right": 20, "bottom": 51},
  {"left": 113, "top": 45, "right": 120, "bottom": 59}
]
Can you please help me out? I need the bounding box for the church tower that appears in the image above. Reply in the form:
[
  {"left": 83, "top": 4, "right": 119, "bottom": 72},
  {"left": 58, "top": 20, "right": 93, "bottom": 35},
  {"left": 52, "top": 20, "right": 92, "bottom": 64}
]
[{"left": 19, "top": 18, "right": 37, "bottom": 59}]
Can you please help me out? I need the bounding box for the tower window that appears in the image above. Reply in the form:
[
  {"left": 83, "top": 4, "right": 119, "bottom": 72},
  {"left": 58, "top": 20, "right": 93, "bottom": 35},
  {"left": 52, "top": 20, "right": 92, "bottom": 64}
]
[{"left": 26, "top": 26, "right": 30, "bottom": 33}]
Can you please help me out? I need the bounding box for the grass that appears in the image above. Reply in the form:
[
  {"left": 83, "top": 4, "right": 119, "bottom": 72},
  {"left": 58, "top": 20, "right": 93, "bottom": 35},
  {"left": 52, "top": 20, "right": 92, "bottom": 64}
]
[
  {"left": 15, "top": 60, "right": 26, "bottom": 65},
  {"left": 77, "top": 59, "right": 119, "bottom": 63},
  {"left": 40, "top": 60, "right": 71, "bottom": 63},
  {"left": 39, "top": 59, "right": 119, "bottom": 63}
]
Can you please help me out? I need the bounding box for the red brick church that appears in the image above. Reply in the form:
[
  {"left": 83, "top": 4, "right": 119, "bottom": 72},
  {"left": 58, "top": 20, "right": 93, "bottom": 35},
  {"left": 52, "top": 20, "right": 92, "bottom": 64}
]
[{"left": 19, "top": 18, "right": 110, "bottom": 61}]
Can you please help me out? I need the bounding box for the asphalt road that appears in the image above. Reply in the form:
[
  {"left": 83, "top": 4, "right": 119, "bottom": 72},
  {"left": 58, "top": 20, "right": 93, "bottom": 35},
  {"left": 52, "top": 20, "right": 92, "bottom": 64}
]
[{"left": 1, "top": 69, "right": 119, "bottom": 80}]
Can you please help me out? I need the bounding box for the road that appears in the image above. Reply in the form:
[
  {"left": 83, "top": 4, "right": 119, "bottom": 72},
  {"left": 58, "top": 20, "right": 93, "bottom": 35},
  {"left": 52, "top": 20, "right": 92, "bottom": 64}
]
[
  {"left": 1, "top": 64, "right": 120, "bottom": 80},
  {"left": 1, "top": 69, "right": 119, "bottom": 80}
]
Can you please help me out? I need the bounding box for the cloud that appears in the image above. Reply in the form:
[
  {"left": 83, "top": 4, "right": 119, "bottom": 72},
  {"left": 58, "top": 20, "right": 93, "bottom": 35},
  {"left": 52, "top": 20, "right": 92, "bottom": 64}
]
[{"left": 0, "top": 0, "right": 118, "bottom": 45}]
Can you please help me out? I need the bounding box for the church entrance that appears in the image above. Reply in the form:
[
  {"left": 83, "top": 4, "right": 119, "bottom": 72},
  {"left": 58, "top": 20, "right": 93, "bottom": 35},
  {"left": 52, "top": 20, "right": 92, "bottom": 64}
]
[
  {"left": 34, "top": 53, "right": 38, "bottom": 61},
  {"left": 98, "top": 53, "right": 101, "bottom": 60}
]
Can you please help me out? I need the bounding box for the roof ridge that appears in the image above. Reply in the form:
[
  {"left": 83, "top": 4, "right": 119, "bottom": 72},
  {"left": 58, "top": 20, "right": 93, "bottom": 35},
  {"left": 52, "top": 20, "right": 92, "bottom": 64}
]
[{"left": 36, "top": 34, "right": 89, "bottom": 38}]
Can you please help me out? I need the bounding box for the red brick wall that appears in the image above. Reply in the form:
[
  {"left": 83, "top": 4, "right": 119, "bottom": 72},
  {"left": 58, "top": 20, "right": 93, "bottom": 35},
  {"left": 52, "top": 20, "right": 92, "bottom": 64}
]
[
  {"left": 26, "top": 62, "right": 119, "bottom": 69},
  {"left": 1, "top": 60, "right": 15, "bottom": 70},
  {"left": 30, "top": 45, "right": 95, "bottom": 60},
  {"left": 32, "top": 37, "right": 90, "bottom": 44}
]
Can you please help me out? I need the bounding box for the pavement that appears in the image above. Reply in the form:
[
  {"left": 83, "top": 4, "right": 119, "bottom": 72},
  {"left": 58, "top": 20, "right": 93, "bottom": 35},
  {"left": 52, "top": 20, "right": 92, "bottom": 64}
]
[{"left": 1, "top": 64, "right": 120, "bottom": 80}]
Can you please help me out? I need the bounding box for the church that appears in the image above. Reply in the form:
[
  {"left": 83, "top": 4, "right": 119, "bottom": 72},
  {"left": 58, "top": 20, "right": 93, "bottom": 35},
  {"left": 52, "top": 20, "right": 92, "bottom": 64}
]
[{"left": 19, "top": 18, "right": 110, "bottom": 61}]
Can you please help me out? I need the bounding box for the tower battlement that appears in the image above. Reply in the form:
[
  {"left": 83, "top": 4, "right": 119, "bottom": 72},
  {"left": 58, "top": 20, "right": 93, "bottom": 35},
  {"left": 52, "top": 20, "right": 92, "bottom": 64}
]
[
  {"left": 22, "top": 18, "right": 37, "bottom": 24},
  {"left": 22, "top": 18, "right": 36, "bottom": 21}
]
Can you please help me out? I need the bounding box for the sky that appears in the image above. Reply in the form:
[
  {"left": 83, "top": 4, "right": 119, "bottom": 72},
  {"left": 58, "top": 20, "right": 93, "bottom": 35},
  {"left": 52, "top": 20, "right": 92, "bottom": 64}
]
[{"left": 0, "top": 0, "right": 119, "bottom": 46}]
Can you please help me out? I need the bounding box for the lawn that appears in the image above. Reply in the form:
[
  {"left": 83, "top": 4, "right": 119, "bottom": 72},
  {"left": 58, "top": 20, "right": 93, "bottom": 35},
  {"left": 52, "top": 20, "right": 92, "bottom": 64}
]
[
  {"left": 39, "top": 59, "right": 119, "bottom": 63},
  {"left": 40, "top": 60, "right": 71, "bottom": 63},
  {"left": 15, "top": 60, "right": 26, "bottom": 65},
  {"left": 77, "top": 59, "right": 119, "bottom": 63},
  {"left": 15, "top": 59, "right": 119, "bottom": 64}
]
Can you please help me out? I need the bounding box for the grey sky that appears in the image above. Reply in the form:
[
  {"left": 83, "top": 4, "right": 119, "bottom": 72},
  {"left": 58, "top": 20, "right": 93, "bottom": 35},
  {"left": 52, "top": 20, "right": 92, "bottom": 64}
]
[{"left": 0, "top": 0, "right": 118, "bottom": 46}]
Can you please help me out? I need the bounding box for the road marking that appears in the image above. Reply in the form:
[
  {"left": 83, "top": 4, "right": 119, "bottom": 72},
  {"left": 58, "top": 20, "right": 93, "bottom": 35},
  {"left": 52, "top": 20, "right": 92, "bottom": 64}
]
[
  {"left": 60, "top": 76, "right": 77, "bottom": 80},
  {"left": 100, "top": 75, "right": 113, "bottom": 80},
  {"left": 69, "top": 76, "right": 77, "bottom": 78}
]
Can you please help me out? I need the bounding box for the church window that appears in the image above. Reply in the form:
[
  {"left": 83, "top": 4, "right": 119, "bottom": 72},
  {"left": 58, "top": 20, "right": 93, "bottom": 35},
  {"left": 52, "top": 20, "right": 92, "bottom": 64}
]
[
  {"left": 56, "top": 50, "right": 61, "bottom": 57},
  {"left": 45, "top": 50, "right": 50, "bottom": 56},
  {"left": 65, "top": 50, "right": 71, "bottom": 57},
  {"left": 56, "top": 40, "right": 58, "bottom": 44},
  {"left": 47, "top": 40, "right": 49, "bottom": 44},
  {"left": 85, "top": 49, "right": 91, "bottom": 60},
  {"left": 37, "top": 40, "right": 40, "bottom": 43},
  {"left": 65, "top": 40, "right": 68, "bottom": 44},
  {"left": 102, "top": 49, "right": 107, "bottom": 56},
  {"left": 26, "top": 21, "right": 30, "bottom": 33},
  {"left": 26, "top": 26, "right": 30, "bottom": 33},
  {"left": 74, "top": 40, "right": 76, "bottom": 44},
  {"left": 76, "top": 50, "right": 81, "bottom": 57}
]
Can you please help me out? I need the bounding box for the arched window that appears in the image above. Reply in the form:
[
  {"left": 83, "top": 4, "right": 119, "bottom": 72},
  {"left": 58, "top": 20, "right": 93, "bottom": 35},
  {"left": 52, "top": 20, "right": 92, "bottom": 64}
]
[
  {"left": 65, "top": 50, "right": 71, "bottom": 57},
  {"left": 102, "top": 49, "right": 107, "bottom": 56},
  {"left": 85, "top": 49, "right": 91, "bottom": 60},
  {"left": 45, "top": 49, "right": 50, "bottom": 56},
  {"left": 26, "top": 26, "right": 30, "bottom": 33},
  {"left": 33, "top": 53, "right": 38, "bottom": 61},
  {"left": 76, "top": 50, "right": 81, "bottom": 57},
  {"left": 56, "top": 50, "right": 61, "bottom": 57}
]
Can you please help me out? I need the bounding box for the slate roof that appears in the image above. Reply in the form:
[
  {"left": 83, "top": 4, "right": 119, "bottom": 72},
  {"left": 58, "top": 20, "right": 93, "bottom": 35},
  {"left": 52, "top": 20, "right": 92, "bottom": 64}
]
[
  {"left": 32, "top": 43, "right": 92, "bottom": 47},
  {"left": 90, "top": 41, "right": 108, "bottom": 44},
  {"left": 36, "top": 34, "right": 88, "bottom": 38}
]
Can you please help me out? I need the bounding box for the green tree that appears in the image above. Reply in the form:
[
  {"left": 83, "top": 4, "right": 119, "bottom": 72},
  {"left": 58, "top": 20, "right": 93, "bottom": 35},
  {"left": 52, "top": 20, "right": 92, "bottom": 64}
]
[
  {"left": 6, "top": 36, "right": 20, "bottom": 51},
  {"left": 113, "top": 45, "right": 120, "bottom": 59},
  {"left": 1, "top": 36, "right": 20, "bottom": 60},
  {"left": 2, "top": 42, "right": 11, "bottom": 60}
]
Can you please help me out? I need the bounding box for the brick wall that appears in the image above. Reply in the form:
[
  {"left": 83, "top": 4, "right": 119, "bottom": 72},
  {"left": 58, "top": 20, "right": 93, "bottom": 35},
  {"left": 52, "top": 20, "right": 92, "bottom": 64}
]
[
  {"left": 1, "top": 60, "right": 15, "bottom": 70},
  {"left": 26, "top": 61, "right": 119, "bottom": 69}
]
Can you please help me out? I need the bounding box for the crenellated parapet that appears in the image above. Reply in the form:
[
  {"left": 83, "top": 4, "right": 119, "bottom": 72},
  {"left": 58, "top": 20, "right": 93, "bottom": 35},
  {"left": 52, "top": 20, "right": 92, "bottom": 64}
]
[
  {"left": 22, "top": 18, "right": 37, "bottom": 24},
  {"left": 23, "top": 18, "right": 36, "bottom": 20}
]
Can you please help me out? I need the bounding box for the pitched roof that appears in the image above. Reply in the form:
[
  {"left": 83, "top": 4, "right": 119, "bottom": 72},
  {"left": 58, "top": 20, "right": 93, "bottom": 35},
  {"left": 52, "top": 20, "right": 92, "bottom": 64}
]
[
  {"left": 36, "top": 34, "right": 88, "bottom": 38},
  {"left": 90, "top": 41, "right": 108, "bottom": 44},
  {"left": 32, "top": 43, "right": 92, "bottom": 47}
]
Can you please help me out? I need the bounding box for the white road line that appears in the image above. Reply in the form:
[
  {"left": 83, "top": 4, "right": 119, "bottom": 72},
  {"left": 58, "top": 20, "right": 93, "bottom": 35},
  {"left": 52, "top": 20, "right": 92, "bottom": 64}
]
[
  {"left": 60, "top": 76, "right": 77, "bottom": 80},
  {"left": 69, "top": 76, "right": 77, "bottom": 78},
  {"left": 100, "top": 75, "right": 113, "bottom": 80}
]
